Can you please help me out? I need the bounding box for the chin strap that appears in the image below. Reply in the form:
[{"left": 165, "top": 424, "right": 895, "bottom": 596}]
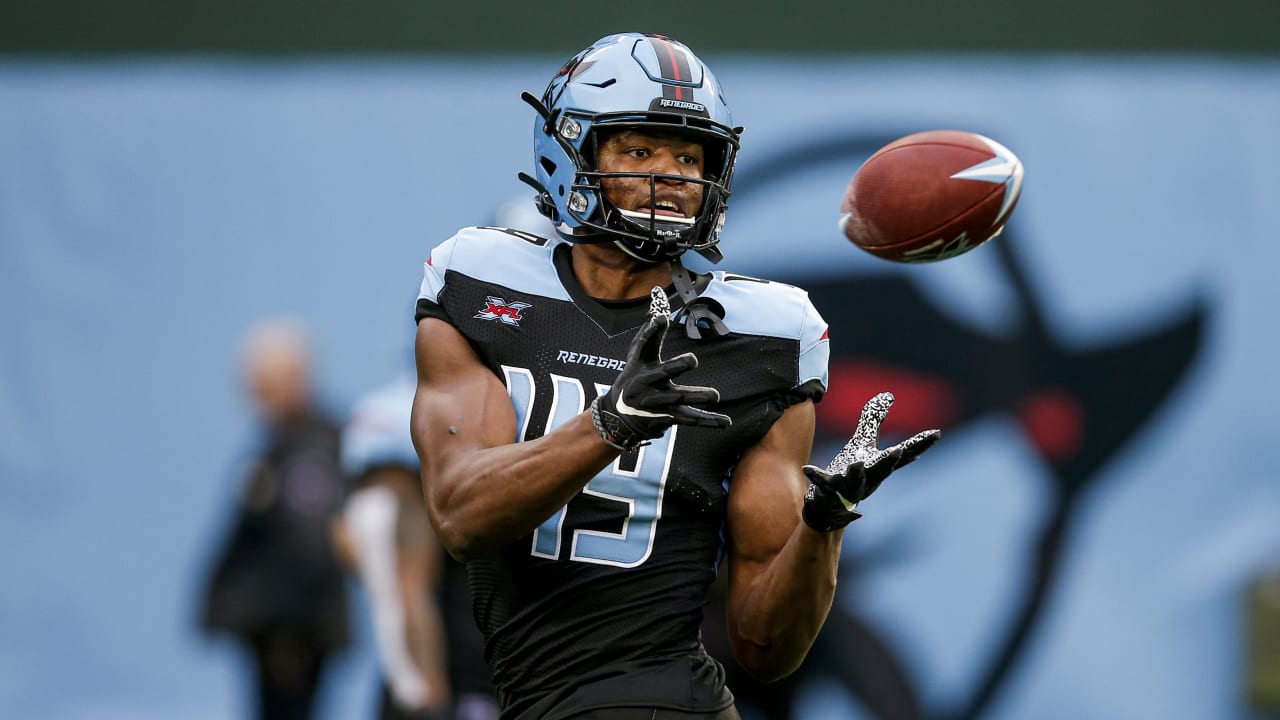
[{"left": 670, "top": 259, "right": 729, "bottom": 340}]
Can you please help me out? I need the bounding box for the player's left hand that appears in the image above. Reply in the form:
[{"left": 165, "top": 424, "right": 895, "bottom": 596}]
[
  {"left": 801, "top": 392, "right": 940, "bottom": 532},
  {"left": 591, "top": 287, "right": 731, "bottom": 450}
]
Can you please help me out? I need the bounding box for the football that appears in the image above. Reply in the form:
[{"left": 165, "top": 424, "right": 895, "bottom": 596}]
[{"left": 839, "top": 129, "right": 1024, "bottom": 263}]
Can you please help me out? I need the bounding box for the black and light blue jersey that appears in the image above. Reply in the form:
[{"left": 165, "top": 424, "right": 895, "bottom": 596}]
[{"left": 416, "top": 226, "right": 829, "bottom": 720}]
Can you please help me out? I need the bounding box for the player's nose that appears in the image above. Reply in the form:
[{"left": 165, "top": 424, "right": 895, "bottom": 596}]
[{"left": 649, "top": 150, "right": 689, "bottom": 180}]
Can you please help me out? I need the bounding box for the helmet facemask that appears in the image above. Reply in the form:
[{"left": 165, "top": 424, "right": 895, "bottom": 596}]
[{"left": 577, "top": 118, "right": 735, "bottom": 264}]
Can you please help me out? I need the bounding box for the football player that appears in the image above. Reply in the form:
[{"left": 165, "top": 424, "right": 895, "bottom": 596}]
[{"left": 410, "top": 33, "right": 939, "bottom": 720}]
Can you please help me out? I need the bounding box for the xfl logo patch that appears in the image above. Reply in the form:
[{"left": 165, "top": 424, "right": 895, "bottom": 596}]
[{"left": 475, "top": 296, "right": 531, "bottom": 326}]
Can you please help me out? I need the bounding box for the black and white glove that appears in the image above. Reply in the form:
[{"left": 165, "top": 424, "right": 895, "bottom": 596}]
[
  {"left": 802, "top": 392, "right": 940, "bottom": 532},
  {"left": 591, "top": 287, "right": 732, "bottom": 450}
]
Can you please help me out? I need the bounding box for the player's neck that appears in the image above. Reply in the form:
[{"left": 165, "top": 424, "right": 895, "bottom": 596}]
[{"left": 570, "top": 243, "right": 671, "bottom": 301}]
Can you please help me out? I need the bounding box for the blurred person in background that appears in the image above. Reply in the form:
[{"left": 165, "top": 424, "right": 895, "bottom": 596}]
[
  {"left": 332, "top": 371, "right": 499, "bottom": 720},
  {"left": 200, "top": 317, "right": 351, "bottom": 720}
]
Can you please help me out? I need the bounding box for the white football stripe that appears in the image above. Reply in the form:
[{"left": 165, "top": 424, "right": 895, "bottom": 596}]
[{"left": 950, "top": 133, "right": 1024, "bottom": 228}]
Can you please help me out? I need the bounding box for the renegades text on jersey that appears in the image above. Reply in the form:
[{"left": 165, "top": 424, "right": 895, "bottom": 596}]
[{"left": 415, "top": 226, "right": 829, "bottom": 720}]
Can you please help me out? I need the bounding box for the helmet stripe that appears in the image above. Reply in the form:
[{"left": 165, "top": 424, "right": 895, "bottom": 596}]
[{"left": 645, "top": 35, "right": 692, "bottom": 101}]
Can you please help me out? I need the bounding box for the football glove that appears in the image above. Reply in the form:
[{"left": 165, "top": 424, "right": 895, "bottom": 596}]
[
  {"left": 591, "top": 287, "right": 732, "bottom": 450},
  {"left": 802, "top": 391, "right": 941, "bottom": 532}
]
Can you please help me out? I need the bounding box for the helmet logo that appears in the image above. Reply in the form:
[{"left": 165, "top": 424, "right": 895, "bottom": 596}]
[
  {"left": 650, "top": 97, "right": 709, "bottom": 117},
  {"left": 657, "top": 98, "right": 705, "bottom": 113}
]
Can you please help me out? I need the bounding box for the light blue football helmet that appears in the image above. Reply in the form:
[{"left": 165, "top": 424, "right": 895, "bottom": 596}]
[{"left": 520, "top": 33, "right": 742, "bottom": 264}]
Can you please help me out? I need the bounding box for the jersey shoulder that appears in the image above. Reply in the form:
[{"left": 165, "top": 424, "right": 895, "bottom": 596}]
[
  {"left": 418, "top": 226, "right": 569, "bottom": 306},
  {"left": 702, "top": 271, "right": 829, "bottom": 392},
  {"left": 704, "top": 271, "right": 827, "bottom": 345}
]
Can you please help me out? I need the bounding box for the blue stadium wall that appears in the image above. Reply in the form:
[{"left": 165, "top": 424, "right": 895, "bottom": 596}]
[{"left": 1, "top": 56, "right": 1278, "bottom": 719}]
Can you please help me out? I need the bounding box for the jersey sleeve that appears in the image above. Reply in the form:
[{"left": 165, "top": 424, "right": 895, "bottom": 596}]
[
  {"left": 414, "top": 232, "right": 460, "bottom": 323},
  {"left": 701, "top": 273, "right": 830, "bottom": 406},
  {"left": 413, "top": 226, "right": 563, "bottom": 324},
  {"left": 796, "top": 295, "right": 830, "bottom": 403}
]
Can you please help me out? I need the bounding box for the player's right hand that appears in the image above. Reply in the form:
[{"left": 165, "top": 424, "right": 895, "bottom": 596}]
[{"left": 591, "top": 287, "right": 731, "bottom": 450}]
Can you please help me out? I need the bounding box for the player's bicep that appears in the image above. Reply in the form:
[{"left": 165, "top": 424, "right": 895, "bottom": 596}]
[{"left": 411, "top": 318, "right": 517, "bottom": 493}]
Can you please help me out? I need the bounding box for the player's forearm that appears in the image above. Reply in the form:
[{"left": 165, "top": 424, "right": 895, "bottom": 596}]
[
  {"left": 425, "top": 412, "right": 618, "bottom": 559},
  {"left": 730, "top": 525, "right": 844, "bottom": 681}
]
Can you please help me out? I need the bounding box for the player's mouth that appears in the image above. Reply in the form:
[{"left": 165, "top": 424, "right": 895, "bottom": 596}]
[
  {"left": 620, "top": 203, "right": 696, "bottom": 226},
  {"left": 644, "top": 200, "right": 685, "bottom": 218}
]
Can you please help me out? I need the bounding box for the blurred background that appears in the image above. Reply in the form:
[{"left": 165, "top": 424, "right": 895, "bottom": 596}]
[{"left": 2, "top": 2, "right": 1279, "bottom": 718}]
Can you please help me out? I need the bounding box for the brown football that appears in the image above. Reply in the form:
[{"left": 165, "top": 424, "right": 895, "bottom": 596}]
[{"left": 840, "top": 129, "right": 1024, "bottom": 263}]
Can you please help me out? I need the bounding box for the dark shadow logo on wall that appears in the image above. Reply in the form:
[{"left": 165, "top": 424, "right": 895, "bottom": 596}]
[{"left": 705, "top": 133, "right": 1209, "bottom": 720}]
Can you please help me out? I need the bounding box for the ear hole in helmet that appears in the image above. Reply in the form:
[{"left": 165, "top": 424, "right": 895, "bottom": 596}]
[{"left": 540, "top": 157, "right": 557, "bottom": 175}]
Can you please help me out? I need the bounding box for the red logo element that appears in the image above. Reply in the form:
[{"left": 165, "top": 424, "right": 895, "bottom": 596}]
[{"left": 475, "top": 296, "right": 532, "bottom": 326}]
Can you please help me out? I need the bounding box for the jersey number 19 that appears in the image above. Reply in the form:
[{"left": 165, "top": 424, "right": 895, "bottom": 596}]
[{"left": 503, "top": 366, "right": 676, "bottom": 568}]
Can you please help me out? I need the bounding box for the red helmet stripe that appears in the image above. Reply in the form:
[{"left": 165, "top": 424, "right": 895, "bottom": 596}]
[{"left": 646, "top": 35, "right": 692, "bottom": 101}]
